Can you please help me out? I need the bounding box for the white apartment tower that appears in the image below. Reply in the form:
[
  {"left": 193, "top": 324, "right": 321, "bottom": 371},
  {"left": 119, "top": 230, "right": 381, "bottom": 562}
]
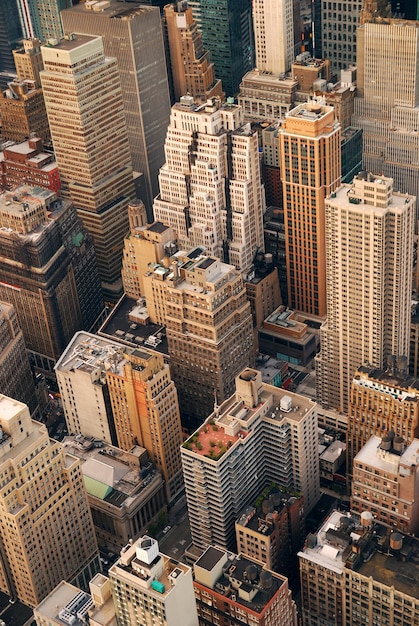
[
  {"left": 253, "top": 0, "right": 295, "bottom": 75},
  {"left": 181, "top": 368, "right": 319, "bottom": 551},
  {"left": 353, "top": 20, "right": 419, "bottom": 205},
  {"left": 316, "top": 172, "right": 415, "bottom": 412},
  {"left": 40, "top": 34, "right": 135, "bottom": 292},
  {"left": 153, "top": 96, "right": 265, "bottom": 273}
]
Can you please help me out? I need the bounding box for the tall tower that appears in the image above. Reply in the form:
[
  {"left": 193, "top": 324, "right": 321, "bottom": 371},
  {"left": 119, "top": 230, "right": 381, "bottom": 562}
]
[
  {"left": 279, "top": 100, "right": 341, "bottom": 317},
  {"left": 0, "top": 0, "right": 22, "bottom": 76},
  {"left": 154, "top": 97, "right": 265, "bottom": 274},
  {"left": 253, "top": 0, "right": 295, "bottom": 75},
  {"left": 320, "top": 0, "right": 363, "bottom": 76},
  {"left": 40, "top": 34, "right": 135, "bottom": 294},
  {"left": 316, "top": 173, "right": 415, "bottom": 412},
  {"left": 353, "top": 19, "right": 419, "bottom": 203},
  {"left": 13, "top": 38, "right": 43, "bottom": 86},
  {"left": 164, "top": 2, "right": 224, "bottom": 104},
  {"left": 0, "top": 395, "right": 100, "bottom": 607},
  {"left": 198, "top": 0, "right": 254, "bottom": 97},
  {"left": 106, "top": 349, "right": 184, "bottom": 503},
  {"left": 61, "top": 2, "right": 171, "bottom": 217},
  {"left": 16, "top": 0, "right": 72, "bottom": 41}
]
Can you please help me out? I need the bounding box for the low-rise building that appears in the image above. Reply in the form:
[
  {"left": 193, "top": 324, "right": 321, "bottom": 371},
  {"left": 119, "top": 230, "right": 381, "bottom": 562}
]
[{"left": 0, "top": 136, "right": 60, "bottom": 193}]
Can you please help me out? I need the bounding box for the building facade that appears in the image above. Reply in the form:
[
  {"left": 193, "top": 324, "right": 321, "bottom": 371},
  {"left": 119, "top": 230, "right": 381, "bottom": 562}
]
[
  {"left": 316, "top": 173, "right": 415, "bottom": 413},
  {"left": 320, "top": 0, "right": 362, "bottom": 76},
  {"left": 181, "top": 368, "right": 319, "bottom": 551},
  {"left": 253, "top": 0, "right": 295, "bottom": 75},
  {"left": 0, "top": 136, "right": 60, "bottom": 193},
  {"left": 0, "top": 395, "right": 100, "bottom": 607},
  {"left": 0, "top": 79, "right": 50, "bottom": 144},
  {"left": 40, "top": 34, "right": 135, "bottom": 294},
  {"left": 154, "top": 96, "right": 265, "bottom": 274},
  {"left": 280, "top": 100, "right": 341, "bottom": 317},
  {"left": 61, "top": 1, "right": 171, "bottom": 216}
]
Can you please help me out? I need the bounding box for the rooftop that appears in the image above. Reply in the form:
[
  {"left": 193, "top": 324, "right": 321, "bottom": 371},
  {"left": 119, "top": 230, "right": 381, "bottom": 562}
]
[
  {"left": 55, "top": 331, "right": 129, "bottom": 377},
  {"left": 63, "top": 1, "right": 156, "bottom": 19},
  {"left": 34, "top": 581, "right": 93, "bottom": 626},
  {"left": 354, "top": 435, "right": 419, "bottom": 473},
  {"left": 353, "top": 365, "right": 419, "bottom": 398},
  {"left": 194, "top": 546, "right": 286, "bottom": 614}
]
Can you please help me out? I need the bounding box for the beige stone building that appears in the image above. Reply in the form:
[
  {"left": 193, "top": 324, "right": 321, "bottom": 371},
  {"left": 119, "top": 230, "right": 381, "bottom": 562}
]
[
  {"left": 0, "top": 396, "right": 99, "bottom": 607},
  {"left": 40, "top": 34, "right": 135, "bottom": 294},
  {"left": 316, "top": 173, "right": 415, "bottom": 413},
  {"left": 253, "top": 0, "right": 295, "bottom": 75},
  {"left": 280, "top": 100, "right": 341, "bottom": 317}
]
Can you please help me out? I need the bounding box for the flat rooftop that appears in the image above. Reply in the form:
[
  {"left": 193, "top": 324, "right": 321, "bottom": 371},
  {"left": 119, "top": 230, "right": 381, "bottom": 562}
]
[
  {"left": 55, "top": 331, "right": 129, "bottom": 377},
  {"left": 35, "top": 581, "right": 92, "bottom": 626},
  {"left": 42, "top": 33, "right": 99, "bottom": 51},
  {"left": 354, "top": 435, "right": 419, "bottom": 472},
  {"left": 63, "top": 1, "right": 156, "bottom": 19}
]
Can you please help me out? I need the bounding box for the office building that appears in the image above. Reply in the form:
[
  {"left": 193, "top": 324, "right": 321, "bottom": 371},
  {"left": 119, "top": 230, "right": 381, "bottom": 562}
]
[
  {"left": 40, "top": 34, "right": 135, "bottom": 294},
  {"left": 13, "top": 38, "right": 43, "bottom": 85},
  {"left": 56, "top": 331, "right": 183, "bottom": 503},
  {"left": 351, "top": 435, "right": 419, "bottom": 535},
  {"left": 353, "top": 18, "right": 419, "bottom": 204},
  {"left": 0, "top": 78, "right": 50, "bottom": 144},
  {"left": 197, "top": 0, "right": 254, "bottom": 97},
  {"left": 181, "top": 368, "right": 319, "bottom": 551},
  {"left": 280, "top": 100, "right": 341, "bottom": 317},
  {"left": 236, "top": 486, "right": 305, "bottom": 580},
  {"left": 410, "top": 305, "right": 419, "bottom": 378},
  {"left": 320, "top": 0, "right": 363, "bottom": 76},
  {"left": 244, "top": 263, "right": 281, "bottom": 331},
  {"left": 143, "top": 250, "right": 254, "bottom": 429},
  {"left": 259, "top": 306, "right": 317, "bottom": 366},
  {"left": 253, "top": 0, "right": 294, "bottom": 75},
  {"left": 347, "top": 364, "right": 419, "bottom": 472},
  {"left": 109, "top": 536, "right": 198, "bottom": 626},
  {"left": 0, "top": 1, "right": 22, "bottom": 76},
  {"left": 0, "top": 136, "right": 60, "bottom": 193},
  {"left": 164, "top": 2, "right": 223, "bottom": 104},
  {"left": 106, "top": 348, "right": 184, "bottom": 503},
  {"left": 316, "top": 173, "right": 415, "bottom": 413},
  {"left": 0, "top": 395, "right": 100, "bottom": 607},
  {"left": 16, "top": 0, "right": 72, "bottom": 41},
  {"left": 62, "top": 435, "right": 167, "bottom": 552},
  {"left": 0, "top": 186, "right": 102, "bottom": 375},
  {"left": 0, "top": 302, "right": 37, "bottom": 416},
  {"left": 61, "top": 2, "right": 171, "bottom": 216},
  {"left": 239, "top": 71, "right": 298, "bottom": 124},
  {"left": 154, "top": 96, "right": 265, "bottom": 274},
  {"left": 194, "top": 546, "right": 298, "bottom": 626},
  {"left": 299, "top": 509, "right": 419, "bottom": 625}
]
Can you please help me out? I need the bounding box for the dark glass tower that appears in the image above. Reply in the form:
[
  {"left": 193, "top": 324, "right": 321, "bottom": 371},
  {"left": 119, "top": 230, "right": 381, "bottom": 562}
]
[
  {"left": 199, "top": 0, "right": 254, "bottom": 97},
  {"left": 0, "top": 0, "right": 22, "bottom": 76}
]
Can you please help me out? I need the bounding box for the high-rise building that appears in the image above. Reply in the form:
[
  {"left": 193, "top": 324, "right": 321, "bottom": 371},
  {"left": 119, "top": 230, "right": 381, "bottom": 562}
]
[
  {"left": 15, "top": 0, "right": 72, "bottom": 42},
  {"left": 181, "top": 368, "right": 319, "bottom": 551},
  {"left": 13, "top": 38, "right": 43, "bottom": 87},
  {"left": 61, "top": 2, "right": 171, "bottom": 216},
  {"left": 40, "top": 34, "right": 135, "bottom": 294},
  {"left": 0, "top": 395, "right": 100, "bottom": 607},
  {"left": 106, "top": 348, "right": 184, "bottom": 503},
  {"left": 0, "top": 302, "right": 37, "bottom": 416},
  {"left": 0, "top": 1, "right": 22, "bottom": 77},
  {"left": 197, "top": 0, "right": 254, "bottom": 97},
  {"left": 0, "top": 186, "right": 102, "bottom": 375},
  {"left": 299, "top": 509, "right": 419, "bottom": 625},
  {"left": 143, "top": 250, "right": 255, "bottom": 429},
  {"left": 253, "top": 0, "right": 294, "bottom": 75},
  {"left": 194, "top": 546, "right": 298, "bottom": 626},
  {"left": 109, "top": 536, "right": 198, "bottom": 626},
  {"left": 351, "top": 435, "right": 419, "bottom": 535},
  {"left": 164, "top": 2, "right": 223, "bottom": 104},
  {"left": 320, "top": 0, "right": 362, "bottom": 76},
  {"left": 347, "top": 364, "right": 419, "bottom": 472},
  {"left": 316, "top": 173, "right": 415, "bottom": 413},
  {"left": 154, "top": 96, "right": 265, "bottom": 274},
  {"left": 279, "top": 100, "right": 341, "bottom": 317},
  {"left": 0, "top": 137, "right": 60, "bottom": 193},
  {"left": 353, "top": 18, "right": 419, "bottom": 204}
]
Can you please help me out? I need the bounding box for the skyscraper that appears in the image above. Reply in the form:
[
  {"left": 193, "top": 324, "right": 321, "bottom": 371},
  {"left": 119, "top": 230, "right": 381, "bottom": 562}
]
[
  {"left": 320, "top": 0, "right": 362, "bottom": 76},
  {"left": 40, "top": 34, "right": 135, "bottom": 294},
  {"left": 154, "top": 96, "right": 265, "bottom": 274},
  {"left": 316, "top": 173, "right": 415, "bottom": 412},
  {"left": 61, "top": 2, "right": 171, "bottom": 216},
  {"left": 198, "top": 0, "right": 254, "bottom": 97},
  {"left": 253, "top": 0, "right": 295, "bottom": 75},
  {"left": 0, "top": 395, "right": 100, "bottom": 607},
  {"left": 0, "top": 0, "right": 22, "bottom": 76},
  {"left": 353, "top": 18, "right": 419, "bottom": 203},
  {"left": 16, "top": 0, "right": 72, "bottom": 41},
  {"left": 181, "top": 368, "right": 319, "bottom": 551},
  {"left": 279, "top": 100, "right": 341, "bottom": 317},
  {"left": 164, "top": 2, "right": 223, "bottom": 104}
]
